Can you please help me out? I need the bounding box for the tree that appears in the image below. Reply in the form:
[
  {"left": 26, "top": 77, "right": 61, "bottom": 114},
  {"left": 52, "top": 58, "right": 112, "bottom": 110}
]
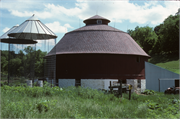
[
  {"left": 1, "top": 47, "right": 46, "bottom": 79},
  {"left": 1, "top": 50, "right": 9, "bottom": 74},
  {"left": 154, "top": 15, "right": 179, "bottom": 54},
  {"left": 1, "top": 56, "right": 8, "bottom": 74},
  {"left": 127, "top": 26, "right": 158, "bottom": 55},
  {"left": 9, "top": 58, "right": 22, "bottom": 76},
  {"left": 35, "top": 49, "right": 47, "bottom": 77}
]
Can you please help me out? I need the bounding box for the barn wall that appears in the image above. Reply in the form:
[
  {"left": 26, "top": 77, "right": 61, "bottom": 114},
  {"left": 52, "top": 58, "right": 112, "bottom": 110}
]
[
  {"left": 81, "top": 79, "right": 104, "bottom": 89},
  {"left": 82, "top": 79, "right": 119, "bottom": 90},
  {"left": 145, "top": 62, "right": 179, "bottom": 92},
  {"left": 126, "top": 79, "right": 138, "bottom": 92},
  {"left": 56, "top": 54, "right": 148, "bottom": 82},
  {"left": 58, "top": 79, "right": 118, "bottom": 90},
  {"left": 58, "top": 79, "right": 75, "bottom": 87},
  {"left": 58, "top": 79, "right": 147, "bottom": 92},
  {"left": 104, "top": 79, "right": 118, "bottom": 90},
  {"left": 141, "top": 79, "right": 146, "bottom": 92}
]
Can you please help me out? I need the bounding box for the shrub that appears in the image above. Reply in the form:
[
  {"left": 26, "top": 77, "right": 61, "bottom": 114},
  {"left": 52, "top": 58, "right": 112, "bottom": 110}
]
[
  {"left": 36, "top": 100, "right": 49, "bottom": 113},
  {"left": 142, "top": 89, "right": 155, "bottom": 95},
  {"left": 1, "top": 81, "right": 8, "bottom": 86},
  {"left": 171, "top": 99, "right": 180, "bottom": 104},
  {"left": 36, "top": 99, "right": 57, "bottom": 113}
]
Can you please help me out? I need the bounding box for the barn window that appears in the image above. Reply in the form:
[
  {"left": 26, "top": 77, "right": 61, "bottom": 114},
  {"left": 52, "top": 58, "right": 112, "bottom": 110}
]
[
  {"left": 136, "top": 56, "right": 140, "bottom": 63},
  {"left": 97, "top": 20, "right": 102, "bottom": 24},
  {"left": 75, "top": 79, "right": 81, "bottom": 87}
]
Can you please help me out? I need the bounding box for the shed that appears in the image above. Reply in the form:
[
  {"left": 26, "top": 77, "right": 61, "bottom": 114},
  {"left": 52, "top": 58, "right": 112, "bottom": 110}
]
[{"left": 145, "top": 62, "right": 179, "bottom": 92}]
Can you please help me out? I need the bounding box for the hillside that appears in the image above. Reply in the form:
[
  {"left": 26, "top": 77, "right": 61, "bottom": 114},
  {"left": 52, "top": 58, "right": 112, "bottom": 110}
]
[{"left": 148, "top": 54, "right": 179, "bottom": 74}]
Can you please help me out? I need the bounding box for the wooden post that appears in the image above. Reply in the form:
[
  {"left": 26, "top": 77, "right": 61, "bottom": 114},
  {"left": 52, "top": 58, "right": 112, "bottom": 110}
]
[
  {"left": 110, "top": 81, "right": 112, "bottom": 93},
  {"left": 129, "top": 89, "right": 131, "bottom": 100},
  {"left": 118, "top": 79, "right": 122, "bottom": 97}
]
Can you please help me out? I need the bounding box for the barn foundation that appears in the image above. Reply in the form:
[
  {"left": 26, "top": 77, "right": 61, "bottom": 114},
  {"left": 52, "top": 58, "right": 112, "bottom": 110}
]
[
  {"left": 58, "top": 79, "right": 146, "bottom": 92},
  {"left": 126, "top": 79, "right": 146, "bottom": 93}
]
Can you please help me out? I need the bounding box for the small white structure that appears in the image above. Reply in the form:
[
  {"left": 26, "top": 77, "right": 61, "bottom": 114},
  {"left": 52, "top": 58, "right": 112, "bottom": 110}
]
[
  {"left": 27, "top": 80, "right": 32, "bottom": 87},
  {"left": 38, "top": 80, "right": 43, "bottom": 87}
]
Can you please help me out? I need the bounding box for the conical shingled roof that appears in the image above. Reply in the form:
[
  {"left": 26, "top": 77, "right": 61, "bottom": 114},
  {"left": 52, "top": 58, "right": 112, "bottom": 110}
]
[
  {"left": 0, "top": 26, "right": 37, "bottom": 44},
  {"left": 8, "top": 15, "right": 57, "bottom": 40},
  {"left": 47, "top": 15, "right": 150, "bottom": 57},
  {"left": 83, "top": 15, "right": 110, "bottom": 24}
]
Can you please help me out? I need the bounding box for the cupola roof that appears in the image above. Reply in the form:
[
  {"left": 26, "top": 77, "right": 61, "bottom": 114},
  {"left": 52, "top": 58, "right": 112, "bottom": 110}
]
[{"left": 83, "top": 15, "right": 110, "bottom": 25}]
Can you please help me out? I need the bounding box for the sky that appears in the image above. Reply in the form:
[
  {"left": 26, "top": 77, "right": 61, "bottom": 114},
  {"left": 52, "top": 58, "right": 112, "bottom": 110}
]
[{"left": 0, "top": 0, "right": 180, "bottom": 51}]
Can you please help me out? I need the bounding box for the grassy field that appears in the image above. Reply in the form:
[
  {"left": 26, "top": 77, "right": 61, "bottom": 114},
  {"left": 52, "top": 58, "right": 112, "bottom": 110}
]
[
  {"left": 1, "top": 83, "right": 180, "bottom": 118},
  {"left": 149, "top": 54, "right": 179, "bottom": 74},
  {"left": 155, "top": 60, "right": 179, "bottom": 74}
]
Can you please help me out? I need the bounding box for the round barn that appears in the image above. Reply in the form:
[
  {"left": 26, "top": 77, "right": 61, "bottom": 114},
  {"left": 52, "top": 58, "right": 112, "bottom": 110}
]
[{"left": 46, "top": 15, "right": 150, "bottom": 92}]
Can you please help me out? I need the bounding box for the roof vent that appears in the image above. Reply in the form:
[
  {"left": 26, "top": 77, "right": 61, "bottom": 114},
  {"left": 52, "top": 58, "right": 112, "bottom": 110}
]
[{"left": 97, "top": 20, "right": 102, "bottom": 24}]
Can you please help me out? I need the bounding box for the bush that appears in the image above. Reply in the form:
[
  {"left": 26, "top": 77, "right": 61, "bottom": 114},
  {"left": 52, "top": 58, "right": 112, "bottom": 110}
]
[
  {"left": 1, "top": 81, "right": 8, "bottom": 86},
  {"left": 142, "top": 89, "right": 155, "bottom": 95}
]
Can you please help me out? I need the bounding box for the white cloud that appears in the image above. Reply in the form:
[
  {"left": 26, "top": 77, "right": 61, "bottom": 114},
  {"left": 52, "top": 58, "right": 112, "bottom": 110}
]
[
  {"left": 2, "top": 0, "right": 180, "bottom": 25},
  {"left": 45, "top": 21, "right": 73, "bottom": 33},
  {"left": 2, "top": 27, "right": 10, "bottom": 33},
  {"left": 74, "top": 0, "right": 179, "bottom": 25}
]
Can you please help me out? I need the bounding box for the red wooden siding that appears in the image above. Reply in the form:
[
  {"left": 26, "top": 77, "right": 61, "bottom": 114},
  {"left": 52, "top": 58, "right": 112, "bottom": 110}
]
[{"left": 56, "top": 54, "right": 148, "bottom": 82}]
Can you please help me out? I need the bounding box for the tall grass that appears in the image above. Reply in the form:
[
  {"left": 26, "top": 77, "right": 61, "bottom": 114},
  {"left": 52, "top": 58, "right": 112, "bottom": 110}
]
[{"left": 1, "top": 84, "right": 180, "bottom": 118}]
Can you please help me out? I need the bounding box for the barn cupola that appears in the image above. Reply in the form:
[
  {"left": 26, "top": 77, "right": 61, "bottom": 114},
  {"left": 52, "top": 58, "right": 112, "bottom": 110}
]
[{"left": 83, "top": 15, "right": 110, "bottom": 26}]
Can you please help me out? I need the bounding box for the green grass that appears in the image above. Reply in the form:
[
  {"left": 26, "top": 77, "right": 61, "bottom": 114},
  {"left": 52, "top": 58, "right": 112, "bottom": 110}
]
[
  {"left": 1, "top": 84, "right": 180, "bottom": 118},
  {"left": 155, "top": 60, "right": 179, "bottom": 74},
  {"left": 149, "top": 54, "right": 179, "bottom": 74}
]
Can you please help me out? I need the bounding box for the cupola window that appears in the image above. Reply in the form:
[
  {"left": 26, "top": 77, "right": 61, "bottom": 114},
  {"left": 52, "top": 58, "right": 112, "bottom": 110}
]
[{"left": 97, "top": 20, "right": 102, "bottom": 24}]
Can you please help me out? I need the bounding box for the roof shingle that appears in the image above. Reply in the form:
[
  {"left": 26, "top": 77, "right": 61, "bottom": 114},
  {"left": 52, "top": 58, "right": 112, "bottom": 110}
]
[{"left": 47, "top": 15, "right": 150, "bottom": 57}]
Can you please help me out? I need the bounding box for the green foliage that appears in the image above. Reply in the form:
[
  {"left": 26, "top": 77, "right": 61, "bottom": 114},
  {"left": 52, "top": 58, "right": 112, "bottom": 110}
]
[
  {"left": 155, "top": 15, "right": 179, "bottom": 54},
  {"left": 155, "top": 60, "right": 179, "bottom": 74},
  {"left": 127, "top": 26, "right": 158, "bottom": 55},
  {"left": 35, "top": 49, "right": 47, "bottom": 77},
  {"left": 1, "top": 81, "right": 63, "bottom": 97},
  {"left": 1, "top": 50, "right": 9, "bottom": 74},
  {"left": 1, "top": 47, "right": 46, "bottom": 80},
  {"left": 142, "top": 89, "right": 155, "bottom": 95},
  {"left": 171, "top": 98, "right": 180, "bottom": 104},
  {"left": 36, "top": 100, "right": 57, "bottom": 113},
  {"left": 131, "top": 93, "right": 139, "bottom": 100},
  {"left": 1, "top": 85, "right": 180, "bottom": 118},
  {"left": 128, "top": 14, "right": 179, "bottom": 55},
  {"left": 148, "top": 54, "right": 179, "bottom": 74},
  {"left": 146, "top": 102, "right": 160, "bottom": 110},
  {"left": 1, "top": 81, "right": 8, "bottom": 86}
]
